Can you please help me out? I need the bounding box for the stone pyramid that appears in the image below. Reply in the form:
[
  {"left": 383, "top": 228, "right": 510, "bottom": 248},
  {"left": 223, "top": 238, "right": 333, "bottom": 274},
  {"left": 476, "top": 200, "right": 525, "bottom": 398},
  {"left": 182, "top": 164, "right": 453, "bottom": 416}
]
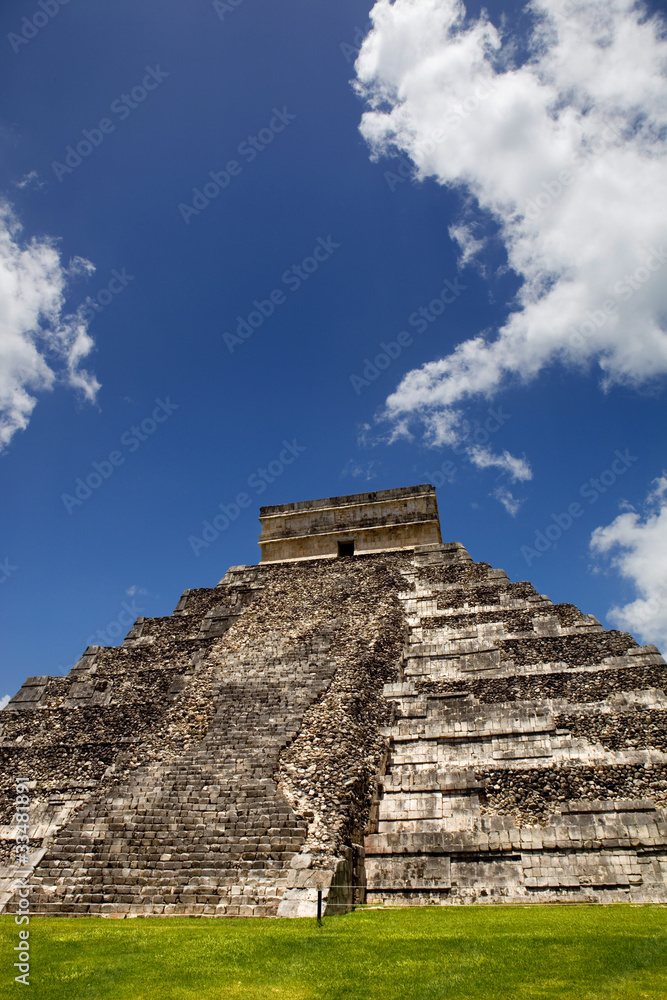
[{"left": 2, "top": 484, "right": 666, "bottom": 917}]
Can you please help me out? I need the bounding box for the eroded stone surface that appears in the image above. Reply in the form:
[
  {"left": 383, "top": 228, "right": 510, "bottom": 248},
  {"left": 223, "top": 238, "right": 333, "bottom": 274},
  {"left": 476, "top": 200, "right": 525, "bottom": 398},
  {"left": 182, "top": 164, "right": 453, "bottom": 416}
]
[
  {"left": 2, "top": 485, "right": 667, "bottom": 915},
  {"left": 364, "top": 545, "right": 667, "bottom": 905},
  {"left": 1, "top": 555, "right": 406, "bottom": 917},
  {"left": 259, "top": 484, "right": 441, "bottom": 562}
]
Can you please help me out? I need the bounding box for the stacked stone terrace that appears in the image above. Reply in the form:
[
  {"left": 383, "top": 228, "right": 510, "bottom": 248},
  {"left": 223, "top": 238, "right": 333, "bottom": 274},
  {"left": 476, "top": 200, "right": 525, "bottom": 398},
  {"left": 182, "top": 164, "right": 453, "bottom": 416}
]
[
  {"left": 1, "top": 483, "right": 666, "bottom": 915},
  {"left": 365, "top": 543, "right": 667, "bottom": 904}
]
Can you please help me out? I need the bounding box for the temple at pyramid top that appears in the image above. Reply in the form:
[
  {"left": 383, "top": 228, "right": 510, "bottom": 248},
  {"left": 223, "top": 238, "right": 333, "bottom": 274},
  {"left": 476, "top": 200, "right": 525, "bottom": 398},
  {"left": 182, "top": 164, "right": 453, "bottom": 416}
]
[{"left": 258, "top": 483, "right": 442, "bottom": 562}]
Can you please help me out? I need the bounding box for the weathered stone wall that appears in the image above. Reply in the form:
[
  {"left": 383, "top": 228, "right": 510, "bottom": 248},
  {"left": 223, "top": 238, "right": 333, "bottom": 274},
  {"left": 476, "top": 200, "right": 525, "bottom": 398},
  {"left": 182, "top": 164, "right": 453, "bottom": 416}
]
[
  {"left": 259, "top": 485, "right": 441, "bottom": 562},
  {"left": 364, "top": 543, "right": 667, "bottom": 904}
]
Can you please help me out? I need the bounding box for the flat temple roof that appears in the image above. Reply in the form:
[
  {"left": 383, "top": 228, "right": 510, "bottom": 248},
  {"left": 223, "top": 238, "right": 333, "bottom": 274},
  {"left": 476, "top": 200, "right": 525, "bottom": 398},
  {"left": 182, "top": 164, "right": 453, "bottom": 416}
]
[{"left": 259, "top": 484, "right": 436, "bottom": 517}]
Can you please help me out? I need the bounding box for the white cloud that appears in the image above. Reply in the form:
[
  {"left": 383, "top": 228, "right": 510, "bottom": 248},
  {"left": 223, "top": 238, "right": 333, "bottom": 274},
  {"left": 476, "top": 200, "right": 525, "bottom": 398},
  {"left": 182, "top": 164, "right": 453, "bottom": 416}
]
[
  {"left": 492, "top": 486, "right": 524, "bottom": 517},
  {"left": 468, "top": 445, "right": 532, "bottom": 481},
  {"left": 341, "top": 458, "right": 381, "bottom": 480},
  {"left": 0, "top": 694, "right": 10, "bottom": 711},
  {"left": 14, "top": 171, "right": 43, "bottom": 191},
  {"left": 0, "top": 201, "right": 99, "bottom": 452},
  {"left": 126, "top": 585, "right": 148, "bottom": 597},
  {"left": 590, "top": 475, "right": 667, "bottom": 649},
  {"left": 354, "top": 0, "right": 667, "bottom": 446},
  {"left": 448, "top": 222, "right": 486, "bottom": 268}
]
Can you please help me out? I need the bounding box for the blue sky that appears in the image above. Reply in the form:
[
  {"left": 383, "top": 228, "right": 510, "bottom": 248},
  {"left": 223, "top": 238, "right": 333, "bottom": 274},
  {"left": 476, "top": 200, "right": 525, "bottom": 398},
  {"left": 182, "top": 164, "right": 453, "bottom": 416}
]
[{"left": 1, "top": 0, "right": 666, "bottom": 701}]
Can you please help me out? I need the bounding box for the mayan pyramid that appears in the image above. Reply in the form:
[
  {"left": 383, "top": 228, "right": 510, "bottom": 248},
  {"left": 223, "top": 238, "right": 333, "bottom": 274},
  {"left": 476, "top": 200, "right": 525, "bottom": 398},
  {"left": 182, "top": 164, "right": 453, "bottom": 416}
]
[{"left": 2, "top": 484, "right": 667, "bottom": 917}]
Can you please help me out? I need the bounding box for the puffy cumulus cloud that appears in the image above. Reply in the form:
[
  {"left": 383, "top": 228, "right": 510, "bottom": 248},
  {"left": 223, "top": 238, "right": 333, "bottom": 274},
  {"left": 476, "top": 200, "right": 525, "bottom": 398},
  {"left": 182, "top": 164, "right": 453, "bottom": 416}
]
[
  {"left": 0, "top": 694, "right": 10, "bottom": 711},
  {"left": 355, "top": 0, "right": 667, "bottom": 446},
  {"left": 591, "top": 476, "right": 667, "bottom": 649},
  {"left": 0, "top": 202, "right": 99, "bottom": 451}
]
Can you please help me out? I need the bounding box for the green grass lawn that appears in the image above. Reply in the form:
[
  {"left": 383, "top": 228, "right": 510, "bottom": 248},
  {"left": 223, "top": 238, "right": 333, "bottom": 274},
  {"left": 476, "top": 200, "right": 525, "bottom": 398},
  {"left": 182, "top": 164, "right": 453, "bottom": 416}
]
[{"left": 2, "top": 906, "right": 666, "bottom": 1000}]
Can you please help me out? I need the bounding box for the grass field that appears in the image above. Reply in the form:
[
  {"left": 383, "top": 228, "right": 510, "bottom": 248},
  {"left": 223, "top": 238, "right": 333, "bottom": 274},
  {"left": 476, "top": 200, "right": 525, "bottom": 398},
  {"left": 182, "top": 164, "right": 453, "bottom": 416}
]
[{"left": 2, "top": 906, "right": 666, "bottom": 999}]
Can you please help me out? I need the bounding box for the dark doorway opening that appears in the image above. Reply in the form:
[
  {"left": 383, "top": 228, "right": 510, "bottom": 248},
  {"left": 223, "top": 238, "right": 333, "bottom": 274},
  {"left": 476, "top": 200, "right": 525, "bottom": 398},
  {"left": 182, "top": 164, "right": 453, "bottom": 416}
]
[{"left": 338, "top": 540, "right": 355, "bottom": 558}]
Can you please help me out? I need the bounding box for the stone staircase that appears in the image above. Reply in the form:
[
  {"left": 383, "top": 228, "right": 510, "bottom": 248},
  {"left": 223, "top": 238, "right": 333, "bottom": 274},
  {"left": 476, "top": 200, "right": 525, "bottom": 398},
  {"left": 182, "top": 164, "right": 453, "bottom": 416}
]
[
  {"left": 2, "top": 554, "right": 407, "bottom": 918},
  {"left": 29, "top": 641, "right": 333, "bottom": 916}
]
